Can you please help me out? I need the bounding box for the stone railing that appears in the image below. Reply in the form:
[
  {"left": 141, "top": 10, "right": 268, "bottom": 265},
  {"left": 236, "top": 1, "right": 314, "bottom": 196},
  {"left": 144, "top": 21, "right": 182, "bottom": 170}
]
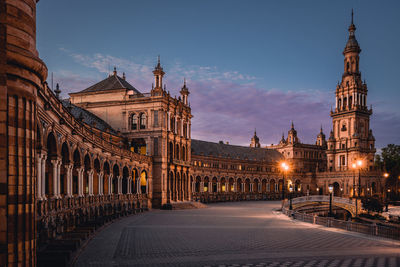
[
  {"left": 282, "top": 209, "right": 400, "bottom": 241},
  {"left": 284, "top": 195, "right": 361, "bottom": 217}
]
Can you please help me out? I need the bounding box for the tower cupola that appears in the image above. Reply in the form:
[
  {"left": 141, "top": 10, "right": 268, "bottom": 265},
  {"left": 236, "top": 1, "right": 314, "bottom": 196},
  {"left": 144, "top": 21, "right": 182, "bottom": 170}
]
[
  {"left": 180, "top": 78, "right": 190, "bottom": 105},
  {"left": 151, "top": 56, "right": 165, "bottom": 96}
]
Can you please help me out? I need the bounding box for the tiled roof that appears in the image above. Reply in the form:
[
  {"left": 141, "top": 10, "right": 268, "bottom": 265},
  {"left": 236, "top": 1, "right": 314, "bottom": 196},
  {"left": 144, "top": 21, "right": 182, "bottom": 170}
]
[
  {"left": 61, "top": 100, "right": 117, "bottom": 134},
  {"left": 191, "top": 139, "right": 283, "bottom": 162},
  {"left": 77, "top": 74, "right": 141, "bottom": 94}
]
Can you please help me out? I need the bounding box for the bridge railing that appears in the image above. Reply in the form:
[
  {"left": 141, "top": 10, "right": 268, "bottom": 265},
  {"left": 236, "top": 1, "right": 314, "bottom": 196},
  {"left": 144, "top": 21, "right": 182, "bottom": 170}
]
[
  {"left": 283, "top": 209, "right": 400, "bottom": 241},
  {"left": 291, "top": 195, "right": 356, "bottom": 205}
]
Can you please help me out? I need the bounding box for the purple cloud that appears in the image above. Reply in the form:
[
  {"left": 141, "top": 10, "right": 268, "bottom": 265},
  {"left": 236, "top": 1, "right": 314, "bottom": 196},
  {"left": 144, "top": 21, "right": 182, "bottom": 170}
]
[{"left": 53, "top": 51, "right": 400, "bottom": 149}]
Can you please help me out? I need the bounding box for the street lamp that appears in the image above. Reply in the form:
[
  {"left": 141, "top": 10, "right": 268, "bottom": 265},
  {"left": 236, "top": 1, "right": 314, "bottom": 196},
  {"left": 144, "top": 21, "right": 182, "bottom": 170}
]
[
  {"left": 352, "top": 163, "right": 357, "bottom": 198},
  {"left": 289, "top": 184, "right": 293, "bottom": 210},
  {"left": 357, "top": 160, "right": 363, "bottom": 197},
  {"left": 328, "top": 184, "right": 333, "bottom": 217},
  {"left": 280, "top": 162, "right": 289, "bottom": 200}
]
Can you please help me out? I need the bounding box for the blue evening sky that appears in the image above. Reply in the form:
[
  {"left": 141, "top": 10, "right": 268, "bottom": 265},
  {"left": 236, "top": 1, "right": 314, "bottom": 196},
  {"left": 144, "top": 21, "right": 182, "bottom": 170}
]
[{"left": 36, "top": 0, "right": 400, "bottom": 149}]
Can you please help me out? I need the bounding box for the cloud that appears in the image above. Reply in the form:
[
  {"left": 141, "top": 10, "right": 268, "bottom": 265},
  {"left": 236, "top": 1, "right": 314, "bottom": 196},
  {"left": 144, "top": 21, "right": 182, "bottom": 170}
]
[{"left": 54, "top": 50, "right": 400, "bottom": 149}]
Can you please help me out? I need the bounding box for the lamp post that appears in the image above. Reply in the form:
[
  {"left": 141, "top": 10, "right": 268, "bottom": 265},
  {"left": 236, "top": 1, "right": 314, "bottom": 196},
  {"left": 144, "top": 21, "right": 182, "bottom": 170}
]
[
  {"left": 383, "top": 173, "right": 389, "bottom": 211},
  {"left": 289, "top": 184, "right": 293, "bottom": 210},
  {"left": 280, "top": 162, "right": 289, "bottom": 200},
  {"left": 352, "top": 163, "right": 357, "bottom": 198},
  {"left": 328, "top": 184, "right": 333, "bottom": 217},
  {"left": 357, "top": 160, "right": 363, "bottom": 197}
]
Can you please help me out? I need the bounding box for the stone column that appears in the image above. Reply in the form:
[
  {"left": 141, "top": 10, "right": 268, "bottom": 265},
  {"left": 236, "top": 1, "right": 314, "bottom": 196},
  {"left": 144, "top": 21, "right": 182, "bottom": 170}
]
[
  {"left": 98, "top": 172, "right": 104, "bottom": 195},
  {"left": 209, "top": 182, "right": 212, "bottom": 193},
  {"left": 36, "top": 153, "right": 43, "bottom": 200},
  {"left": 88, "top": 170, "right": 94, "bottom": 196},
  {"left": 108, "top": 174, "right": 113, "bottom": 195},
  {"left": 65, "top": 164, "right": 73, "bottom": 197},
  {"left": 51, "top": 158, "right": 60, "bottom": 198},
  {"left": 77, "top": 167, "right": 84, "bottom": 197},
  {"left": 128, "top": 177, "right": 132, "bottom": 194},
  {"left": 200, "top": 182, "right": 204, "bottom": 192},
  {"left": 56, "top": 160, "right": 62, "bottom": 198},
  {"left": 118, "top": 176, "right": 122, "bottom": 195}
]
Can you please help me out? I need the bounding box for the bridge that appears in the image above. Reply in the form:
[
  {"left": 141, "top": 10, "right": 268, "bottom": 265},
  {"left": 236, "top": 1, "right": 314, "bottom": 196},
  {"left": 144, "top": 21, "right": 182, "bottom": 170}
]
[{"left": 284, "top": 195, "right": 362, "bottom": 217}]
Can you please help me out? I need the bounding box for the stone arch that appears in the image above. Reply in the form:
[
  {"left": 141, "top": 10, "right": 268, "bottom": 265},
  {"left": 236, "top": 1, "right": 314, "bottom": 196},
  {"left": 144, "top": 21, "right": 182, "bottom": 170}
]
[
  {"left": 204, "top": 176, "right": 209, "bottom": 192},
  {"left": 103, "top": 161, "right": 111, "bottom": 195},
  {"left": 228, "top": 178, "right": 234, "bottom": 192},
  {"left": 278, "top": 179, "right": 283, "bottom": 193},
  {"left": 270, "top": 179, "right": 276, "bottom": 193},
  {"left": 83, "top": 154, "right": 92, "bottom": 195},
  {"left": 93, "top": 158, "right": 101, "bottom": 195},
  {"left": 112, "top": 164, "right": 120, "bottom": 194},
  {"left": 237, "top": 178, "right": 242, "bottom": 192},
  {"left": 333, "top": 181, "right": 340, "bottom": 196},
  {"left": 294, "top": 179, "right": 301, "bottom": 193},
  {"left": 169, "top": 142, "right": 174, "bottom": 161},
  {"left": 45, "top": 132, "right": 58, "bottom": 197},
  {"left": 169, "top": 170, "right": 175, "bottom": 198},
  {"left": 245, "top": 178, "right": 251, "bottom": 193},
  {"left": 132, "top": 168, "right": 138, "bottom": 194},
  {"left": 60, "top": 142, "right": 70, "bottom": 196},
  {"left": 221, "top": 177, "right": 227, "bottom": 192},
  {"left": 140, "top": 170, "right": 147, "bottom": 194},
  {"left": 72, "top": 148, "right": 81, "bottom": 196},
  {"left": 195, "top": 176, "right": 201, "bottom": 193},
  {"left": 212, "top": 177, "right": 218, "bottom": 193},
  {"left": 254, "top": 178, "right": 259, "bottom": 193},
  {"left": 122, "top": 166, "right": 129, "bottom": 194},
  {"left": 262, "top": 179, "right": 267, "bottom": 192},
  {"left": 175, "top": 143, "right": 180, "bottom": 160}
]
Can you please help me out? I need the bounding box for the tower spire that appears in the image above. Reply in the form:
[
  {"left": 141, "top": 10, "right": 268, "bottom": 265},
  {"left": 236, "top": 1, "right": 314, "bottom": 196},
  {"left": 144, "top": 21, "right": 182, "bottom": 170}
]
[{"left": 351, "top": 8, "right": 354, "bottom": 25}]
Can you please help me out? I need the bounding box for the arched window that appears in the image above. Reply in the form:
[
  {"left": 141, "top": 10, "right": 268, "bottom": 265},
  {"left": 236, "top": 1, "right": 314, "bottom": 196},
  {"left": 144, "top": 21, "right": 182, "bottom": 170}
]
[
  {"left": 346, "top": 62, "right": 350, "bottom": 72},
  {"left": 140, "top": 113, "right": 146, "bottom": 129},
  {"left": 131, "top": 114, "right": 137, "bottom": 130}
]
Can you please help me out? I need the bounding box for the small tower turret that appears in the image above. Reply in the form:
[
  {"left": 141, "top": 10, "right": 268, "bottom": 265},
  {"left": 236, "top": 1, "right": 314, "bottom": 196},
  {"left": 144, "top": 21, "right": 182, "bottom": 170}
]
[
  {"left": 180, "top": 78, "right": 189, "bottom": 105},
  {"left": 151, "top": 56, "right": 165, "bottom": 96},
  {"left": 316, "top": 125, "right": 326, "bottom": 147},
  {"left": 250, "top": 129, "right": 260, "bottom": 148},
  {"left": 287, "top": 122, "right": 299, "bottom": 144}
]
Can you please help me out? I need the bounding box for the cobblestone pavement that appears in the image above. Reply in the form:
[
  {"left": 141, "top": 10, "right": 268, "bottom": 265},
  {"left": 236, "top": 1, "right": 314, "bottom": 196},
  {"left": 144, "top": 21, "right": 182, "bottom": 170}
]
[{"left": 74, "top": 202, "right": 400, "bottom": 267}]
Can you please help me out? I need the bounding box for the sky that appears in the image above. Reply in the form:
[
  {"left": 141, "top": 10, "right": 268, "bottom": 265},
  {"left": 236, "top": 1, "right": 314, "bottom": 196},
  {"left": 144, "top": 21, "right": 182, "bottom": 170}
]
[{"left": 36, "top": 0, "right": 400, "bottom": 149}]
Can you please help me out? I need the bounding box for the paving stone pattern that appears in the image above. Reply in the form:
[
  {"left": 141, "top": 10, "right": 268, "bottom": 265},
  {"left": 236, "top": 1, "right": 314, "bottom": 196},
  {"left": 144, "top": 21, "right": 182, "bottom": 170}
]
[{"left": 75, "top": 202, "right": 400, "bottom": 267}]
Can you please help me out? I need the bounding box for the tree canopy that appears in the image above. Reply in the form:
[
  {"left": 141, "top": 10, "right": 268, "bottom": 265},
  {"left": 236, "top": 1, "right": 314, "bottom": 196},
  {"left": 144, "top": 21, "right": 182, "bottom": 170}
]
[{"left": 375, "top": 144, "right": 400, "bottom": 187}]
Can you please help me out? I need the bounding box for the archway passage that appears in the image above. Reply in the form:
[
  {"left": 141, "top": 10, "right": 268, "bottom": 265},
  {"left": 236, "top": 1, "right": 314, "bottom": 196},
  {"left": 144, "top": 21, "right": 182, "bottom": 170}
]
[
  {"left": 103, "top": 162, "right": 110, "bottom": 195},
  {"left": 45, "top": 132, "right": 57, "bottom": 197},
  {"left": 113, "top": 164, "right": 119, "bottom": 194},
  {"left": 140, "top": 171, "right": 147, "bottom": 194},
  {"left": 333, "top": 182, "right": 340, "bottom": 196},
  {"left": 93, "top": 158, "right": 101, "bottom": 195},
  {"left": 122, "top": 167, "right": 129, "bottom": 194},
  {"left": 60, "top": 142, "right": 70, "bottom": 196}
]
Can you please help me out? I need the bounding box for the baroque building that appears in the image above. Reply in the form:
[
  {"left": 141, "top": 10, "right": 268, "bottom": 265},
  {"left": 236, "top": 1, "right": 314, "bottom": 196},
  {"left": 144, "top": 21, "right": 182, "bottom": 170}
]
[{"left": 0, "top": 2, "right": 383, "bottom": 266}]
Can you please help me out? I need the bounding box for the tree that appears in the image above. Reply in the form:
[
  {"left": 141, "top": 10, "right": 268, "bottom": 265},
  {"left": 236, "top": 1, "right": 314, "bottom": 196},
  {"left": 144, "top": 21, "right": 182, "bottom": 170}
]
[
  {"left": 362, "top": 197, "right": 383, "bottom": 213},
  {"left": 376, "top": 144, "right": 400, "bottom": 199}
]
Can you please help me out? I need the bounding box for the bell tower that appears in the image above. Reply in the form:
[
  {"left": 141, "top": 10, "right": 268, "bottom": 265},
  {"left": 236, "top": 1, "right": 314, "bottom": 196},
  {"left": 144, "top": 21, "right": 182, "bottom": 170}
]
[
  {"left": 327, "top": 11, "right": 376, "bottom": 171},
  {"left": 151, "top": 56, "right": 165, "bottom": 96}
]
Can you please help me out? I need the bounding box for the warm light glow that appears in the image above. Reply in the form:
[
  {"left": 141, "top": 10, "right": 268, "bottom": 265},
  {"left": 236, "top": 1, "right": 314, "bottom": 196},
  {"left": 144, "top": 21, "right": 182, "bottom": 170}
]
[
  {"left": 352, "top": 163, "right": 357, "bottom": 169},
  {"left": 328, "top": 184, "right": 333, "bottom": 193},
  {"left": 357, "top": 160, "right": 363, "bottom": 167},
  {"left": 384, "top": 173, "right": 389, "bottom": 178},
  {"left": 280, "top": 162, "right": 289, "bottom": 171},
  {"left": 289, "top": 185, "right": 293, "bottom": 193},
  {"left": 388, "top": 189, "right": 391, "bottom": 193},
  {"left": 316, "top": 188, "right": 319, "bottom": 191}
]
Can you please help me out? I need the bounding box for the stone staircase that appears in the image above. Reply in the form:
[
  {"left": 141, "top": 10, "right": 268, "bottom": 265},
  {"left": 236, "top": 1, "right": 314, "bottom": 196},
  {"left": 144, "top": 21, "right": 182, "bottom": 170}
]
[{"left": 163, "top": 201, "right": 208, "bottom": 210}]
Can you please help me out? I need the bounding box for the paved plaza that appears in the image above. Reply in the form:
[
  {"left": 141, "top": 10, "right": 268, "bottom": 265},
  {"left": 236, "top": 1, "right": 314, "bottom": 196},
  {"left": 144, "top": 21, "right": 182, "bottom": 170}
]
[{"left": 75, "top": 202, "right": 400, "bottom": 267}]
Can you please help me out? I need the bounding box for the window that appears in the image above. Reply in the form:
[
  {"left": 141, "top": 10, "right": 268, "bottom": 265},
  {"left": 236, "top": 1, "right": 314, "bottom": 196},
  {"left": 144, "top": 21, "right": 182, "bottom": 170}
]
[
  {"left": 140, "top": 113, "right": 146, "bottom": 129},
  {"left": 131, "top": 114, "right": 137, "bottom": 130},
  {"left": 154, "top": 110, "right": 158, "bottom": 127}
]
